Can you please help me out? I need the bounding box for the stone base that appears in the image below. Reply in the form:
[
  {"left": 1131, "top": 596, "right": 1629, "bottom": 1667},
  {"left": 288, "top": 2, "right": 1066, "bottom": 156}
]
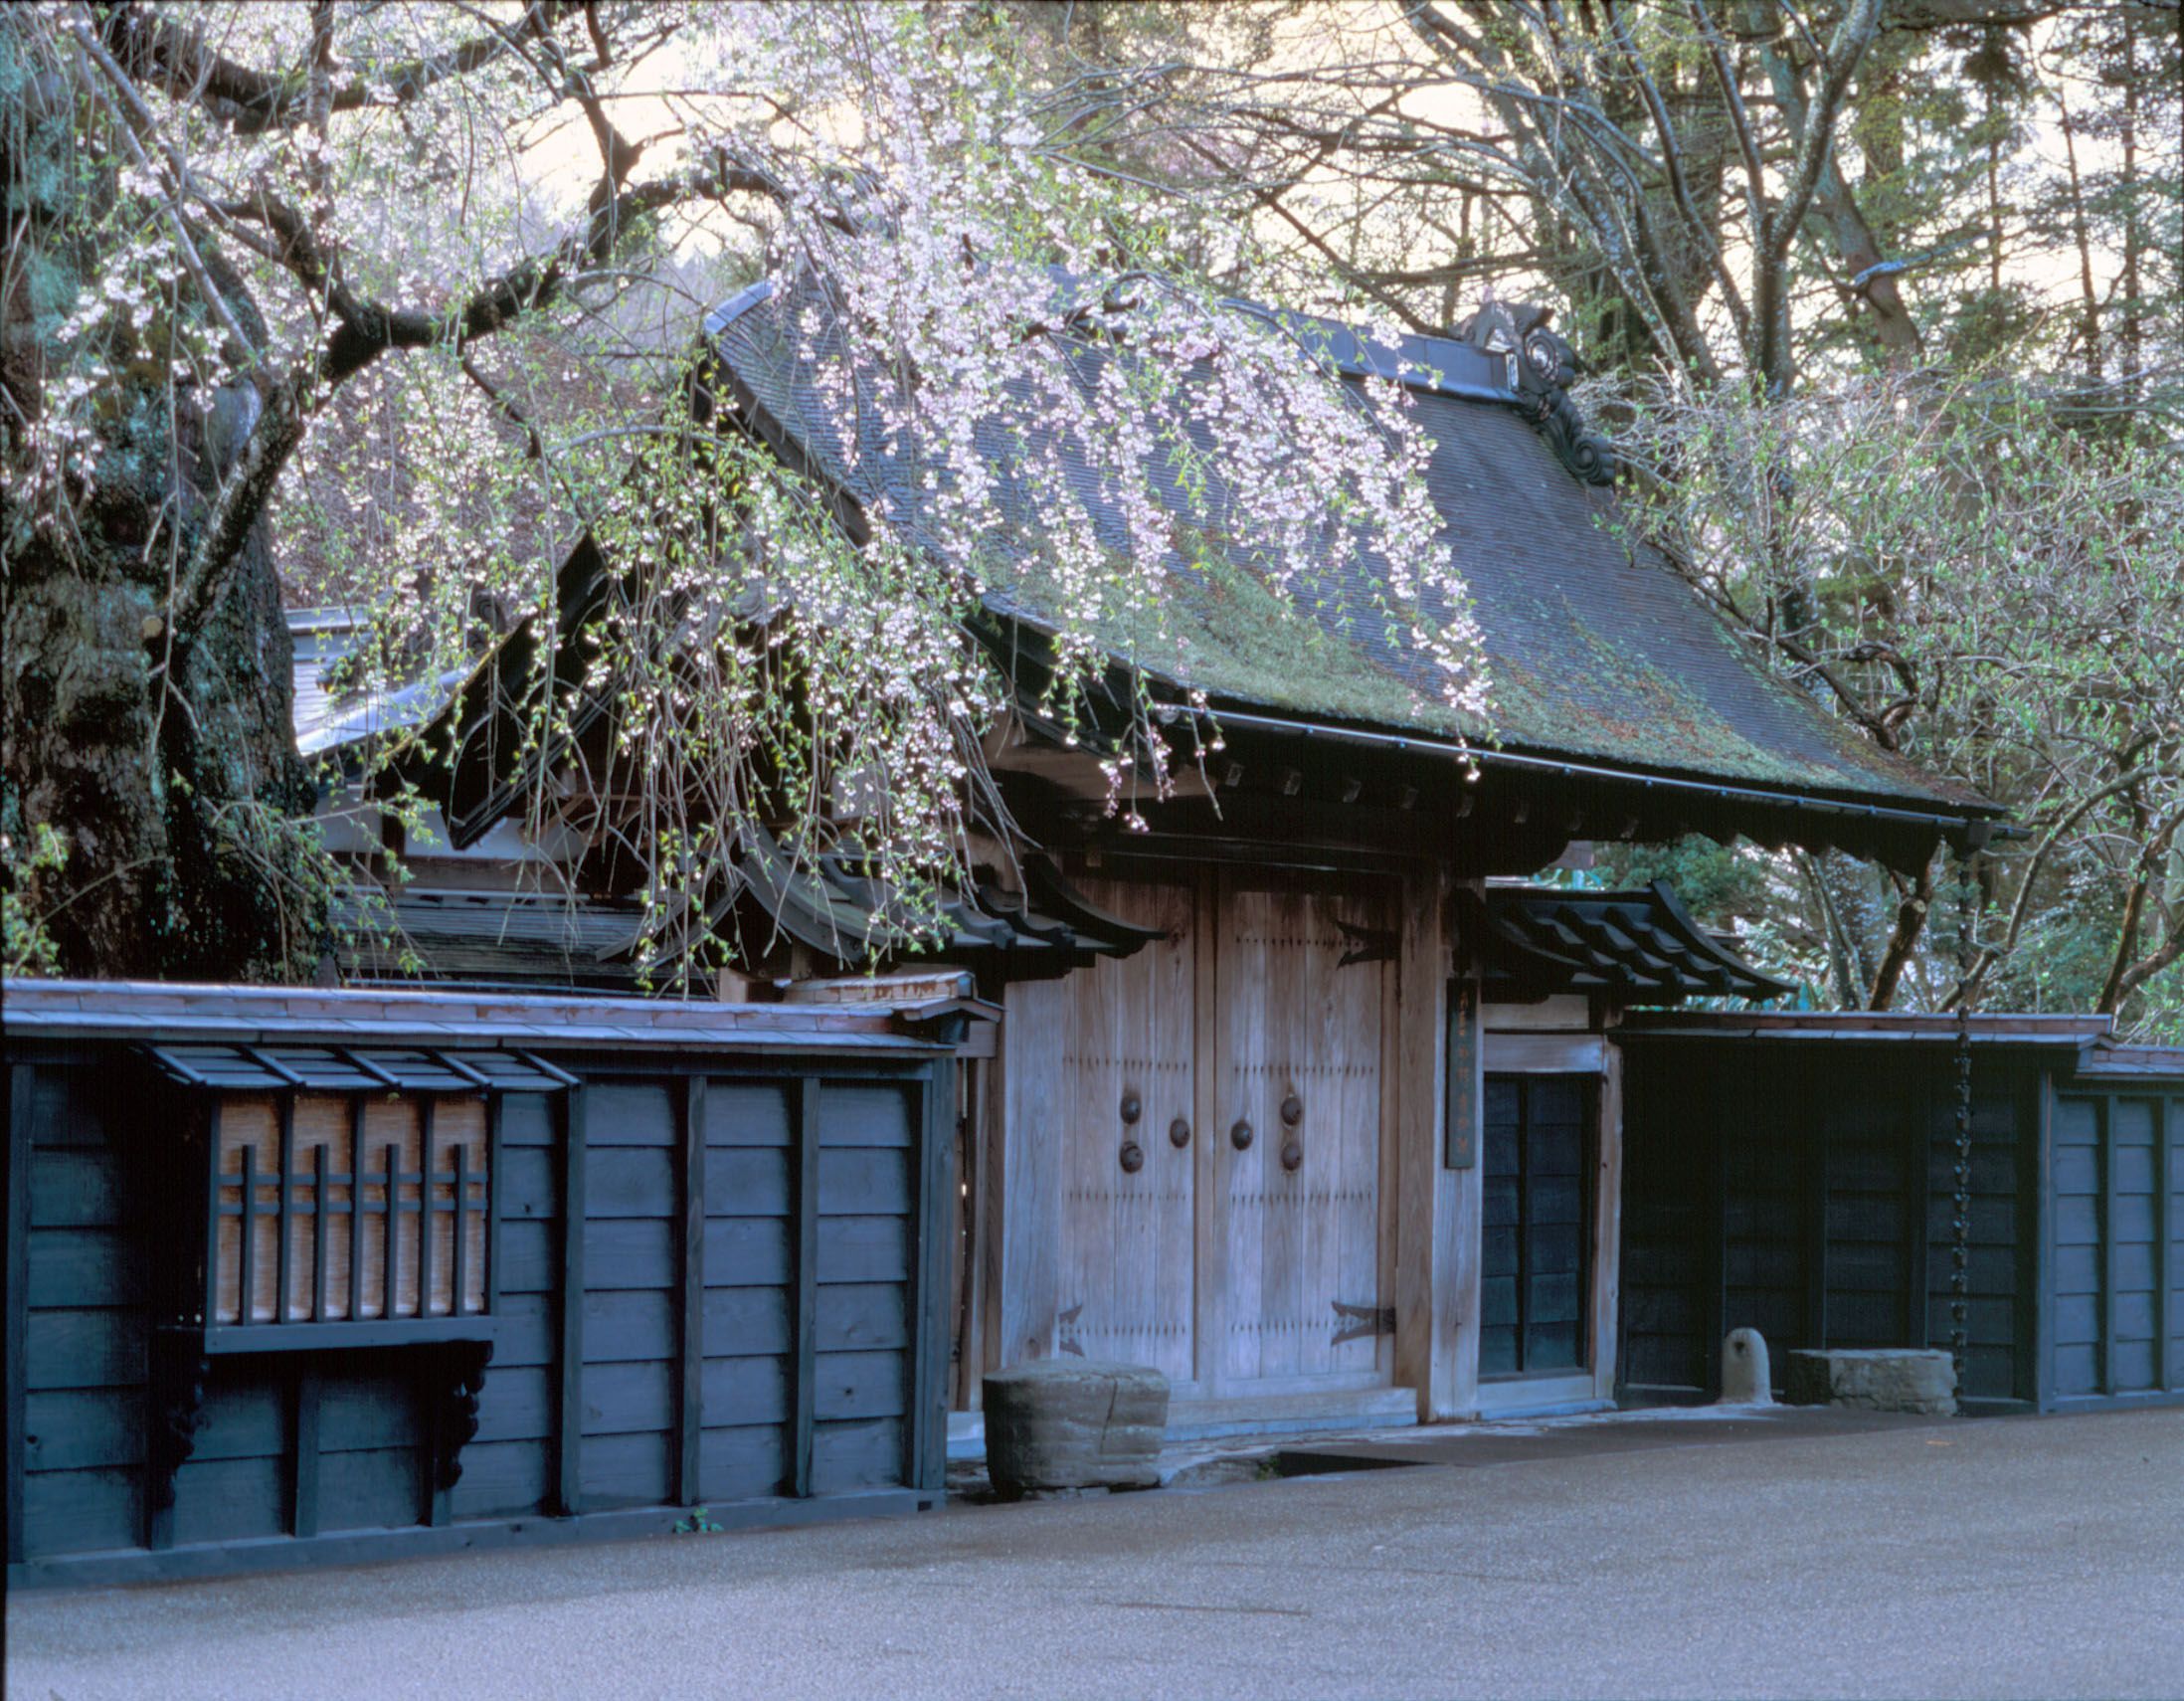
[
  {"left": 983, "top": 1360, "right": 1171, "bottom": 1497},
  {"left": 1784, "top": 1348, "right": 1956, "bottom": 1416}
]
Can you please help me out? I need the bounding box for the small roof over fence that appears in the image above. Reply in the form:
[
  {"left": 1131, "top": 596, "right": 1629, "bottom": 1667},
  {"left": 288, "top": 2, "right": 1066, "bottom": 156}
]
[
  {"left": 1477, "top": 882, "right": 1795, "bottom": 1002},
  {"left": 0, "top": 978, "right": 987, "bottom": 1056},
  {"left": 1615, "top": 1009, "right": 2184, "bottom": 1081}
]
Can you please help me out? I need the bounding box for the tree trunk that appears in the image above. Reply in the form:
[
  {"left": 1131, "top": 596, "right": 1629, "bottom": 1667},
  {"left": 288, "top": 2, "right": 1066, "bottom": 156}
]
[
  {"left": 2, "top": 387, "right": 317, "bottom": 979},
  {"left": 2, "top": 49, "right": 319, "bottom": 981}
]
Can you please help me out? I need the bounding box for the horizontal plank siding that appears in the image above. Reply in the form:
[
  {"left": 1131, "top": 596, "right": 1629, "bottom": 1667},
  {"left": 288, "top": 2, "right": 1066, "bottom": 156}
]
[
  {"left": 24, "top": 1390, "right": 146, "bottom": 1472},
  {"left": 2052, "top": 1095, "right": 2104, "bottom": 1398},
  {"left": 810, "top": 1418, "right": 906, "bottom": 1493},
  {"left": 577, "top": 1081, "right": 675, "bottom": 1513},
  {"left": 171, "top": 1455, "right": 287, "bottom": 1547},
  {"left": 22, "top": 1468, "right": 139, "bottom": 1560},
  {"left": 449, "top": 1439, "right": 549, "bottom": 1522},
  {"left": 1614, "top": 1046, "right": 1717, "bottom": 1396},
  {"left": 704, "top": 1083, "right": 793, "bottom": 1149},
  {"left": 24, "top": 1310, "right": 145, "bottom": 1393},
  {"left": 28, "top": 1229, "right": 147, "bottom": 1309},
  {"left": 23, "top": 1092, "right": 144, "bottom": 1566},
  {"left": 1916, "top": 1074, "right": 2032, "bottom": 1405},
  {"left": 700, "top": 1424, "right": 788, "bottom": 1502},
  {"left": 2108, "top": 1098, "right": 2160, "bottom": 1393},
  {"left": 315, "top": 1445, "right": 421, "bottom": 1534}
]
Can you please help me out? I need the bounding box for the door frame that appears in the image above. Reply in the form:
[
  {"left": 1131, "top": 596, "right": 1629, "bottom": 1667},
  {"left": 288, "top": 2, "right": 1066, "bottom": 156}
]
[{"left": 1478, "top": 1021, "right": 1623, "bottom": 1409}]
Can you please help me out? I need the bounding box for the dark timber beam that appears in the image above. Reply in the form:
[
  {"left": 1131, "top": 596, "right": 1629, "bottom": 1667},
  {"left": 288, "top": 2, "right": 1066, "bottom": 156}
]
[
  {"left": 790, "top": 1079, "right": 820, "bottom": 1498},
  {"left": 5, "top": 1065, "right": 32, "bottom": 1566},
  {"left": 678, "top": 1075, "right": 707, "bottom": 1505},
  {"left": 554, "top": 1086, "right": 589, "bottom": 1516}
]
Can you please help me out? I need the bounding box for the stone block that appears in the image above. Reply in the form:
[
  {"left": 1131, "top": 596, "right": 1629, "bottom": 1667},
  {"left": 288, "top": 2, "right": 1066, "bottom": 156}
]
[
  {"left": 983, "top": 1359, "right": 1171, "bottom": 1496},
  {"left": 1784, "top": 1348, "right": 1956, "bottom": 1416}
]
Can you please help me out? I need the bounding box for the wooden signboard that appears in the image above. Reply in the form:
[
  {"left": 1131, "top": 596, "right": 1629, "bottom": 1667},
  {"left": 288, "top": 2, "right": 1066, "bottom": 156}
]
[{"left": 1444, "top": 980, "right": 1479, "bottom": 1169}]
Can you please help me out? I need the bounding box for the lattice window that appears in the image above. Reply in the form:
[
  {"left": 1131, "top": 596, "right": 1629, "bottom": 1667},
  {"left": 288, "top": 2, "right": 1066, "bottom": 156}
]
[{"left": 145, "top": 1043, "right": 569, "bottom": 1349}]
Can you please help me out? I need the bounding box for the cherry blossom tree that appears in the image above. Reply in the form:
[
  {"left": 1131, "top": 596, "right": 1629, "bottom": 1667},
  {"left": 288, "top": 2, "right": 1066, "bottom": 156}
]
[{"left": 2, "top": 1, "right": 1486, "bottom": 981}]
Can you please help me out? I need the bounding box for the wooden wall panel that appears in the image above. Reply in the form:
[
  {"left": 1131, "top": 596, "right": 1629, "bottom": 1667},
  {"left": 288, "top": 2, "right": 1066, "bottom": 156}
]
[
  {"left": 10, "top": 1047, "right": 952, "bottom": 1576},
  {"left": 700, "top": 1424, "right": 787, "bottom": 1502},
  {"left": 316, "top": 1445, "right": 422, "bottom": 1533},
  {"left": 703, "top": 1083, "right": 794, "bottom": 1148},
  {"left": 810, "top": 1417, "right": 903, "bottom": 1493},
  {"left": 1920, "top": 1077, "right": 2031, "bottom": 1403},
  {"left": 19, "top": 1067, "right": 146, "bottom": 1560}
]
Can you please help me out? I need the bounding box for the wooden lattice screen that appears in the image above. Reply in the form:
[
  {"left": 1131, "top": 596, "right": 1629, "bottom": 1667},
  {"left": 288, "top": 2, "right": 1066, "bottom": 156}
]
[{"left": 215, "top": 1092, "right": 490, "bottom": 1325}]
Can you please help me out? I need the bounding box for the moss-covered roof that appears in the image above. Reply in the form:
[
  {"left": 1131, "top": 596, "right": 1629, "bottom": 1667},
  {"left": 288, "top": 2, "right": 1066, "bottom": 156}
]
[{"left": 706, "top": 281, "right": 1990, "bottom": 817}]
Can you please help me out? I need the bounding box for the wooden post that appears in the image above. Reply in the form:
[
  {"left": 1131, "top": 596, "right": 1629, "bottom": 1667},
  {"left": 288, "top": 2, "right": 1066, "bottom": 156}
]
[
  {"left": 1707, "top": 1066, "right": 1730, "bottom": 1396},
  {"left": 1590, "top": 1038, "right": 1625, "bottom": 1403},
  {"left": 484, "top": 1093, "right": 506, "bottom": 1314},
  {"left": 1804, "top": 1051, "right": 1829, "bottom": 1353},
  {"left": 678, "top": 1074, "right": 707, "bottom": 1506},
  {"left": 1904, "top": 1057, "right": 1929, "bottom": 1350},
  {"left": 553, "top": 1086, "right": 589, "bottom": 1516},
  {"left": 2101, "top": 1095, "right": 2118, "bottom": 1396},
  {"left": 2032, "top": 1071, "right": 2057, "bottom": 1413},
  {"left": 1192, "top": 867, "right": 1219, "bottom": 1396},
  {"left": 908, "top": 1060, "right": 953, "bottom": 1493},
  {"left": 995, "top": 981, "right": 1065, "bottom": 1368},
  {"left": 975, "top": 1049, "right": 1006, "bottom": 1405},
  {"left": 4, "top": 1064, "right": 33, "bottom": 1566},
  {"left": 790, "top": 1077, "right": 820, "bottom": 1498},
  {"left": 274, "top": 1093, "right": 296, "bottom": 1325},
  {"left": 2157, "top": 1093, "right": 2174, "bottom": 1395},
  {"left": 1393, "top": 869, "right": 1465, "bottom": 1419},
  {"left": 291, "top": 1369, "right": 321, "bottom": 1539}
]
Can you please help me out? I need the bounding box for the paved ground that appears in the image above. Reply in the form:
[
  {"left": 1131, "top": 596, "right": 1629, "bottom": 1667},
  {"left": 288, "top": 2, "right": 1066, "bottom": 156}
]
[{"left": 9, "top": 1405, "right": 2184, "bottom": 1700}]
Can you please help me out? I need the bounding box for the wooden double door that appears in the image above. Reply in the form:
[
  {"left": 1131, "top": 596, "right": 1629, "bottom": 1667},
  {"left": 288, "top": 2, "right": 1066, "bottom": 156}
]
[{"left": 1025, "top": 870, "right": 1396, "bottom": 1400}]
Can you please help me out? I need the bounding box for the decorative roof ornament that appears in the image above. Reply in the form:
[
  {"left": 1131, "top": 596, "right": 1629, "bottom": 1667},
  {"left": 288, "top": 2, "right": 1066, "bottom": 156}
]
[{"left": 1458, "top": 300, "right": 1616, "bottom": 487}]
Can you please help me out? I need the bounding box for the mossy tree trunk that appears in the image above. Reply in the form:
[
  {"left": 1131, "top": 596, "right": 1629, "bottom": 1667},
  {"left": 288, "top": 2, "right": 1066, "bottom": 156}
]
[{"left": 3, "top": 44, "right": 318, "bottom": 981}]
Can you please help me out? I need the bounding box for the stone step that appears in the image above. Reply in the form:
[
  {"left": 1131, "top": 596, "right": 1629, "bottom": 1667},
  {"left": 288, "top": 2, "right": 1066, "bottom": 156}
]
[
  {"left": 1163, "top": 1387, "right": 1418, "bottom": 1442},
  {"left": 1785, "top": 1348, "right": 1957, "bottom": 1416},
  {"left": 948, "top": 1383, "right": 1420, "bottom": 1460}
]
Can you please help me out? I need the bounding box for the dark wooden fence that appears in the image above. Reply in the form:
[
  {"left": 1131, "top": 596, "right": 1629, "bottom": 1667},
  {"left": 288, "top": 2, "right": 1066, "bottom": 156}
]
[
  {"left": 1617, "top": 1016, "right": 2182, "bottom": 1416},
  {"left": 5, "top": 983, "right": 964, "bottom": 1589}
]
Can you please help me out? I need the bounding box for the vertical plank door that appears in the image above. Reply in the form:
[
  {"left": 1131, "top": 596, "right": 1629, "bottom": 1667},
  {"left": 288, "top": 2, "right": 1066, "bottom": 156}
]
[
  {"left": 1214, "top": 874, "right": 1393, "bottom": 1393},
  {"left": 1050, "top": 877, "right": 1198, "bottom": 1385}
]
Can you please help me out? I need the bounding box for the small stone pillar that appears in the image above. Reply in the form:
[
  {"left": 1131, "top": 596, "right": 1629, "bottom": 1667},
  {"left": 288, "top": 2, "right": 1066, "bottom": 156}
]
[
  {"left": 983, "top": 1359, "right": 1170, "bottom": 1497},
  {"left": 1720, "top": 1328, "right": 1773, "bottom": 1405}
]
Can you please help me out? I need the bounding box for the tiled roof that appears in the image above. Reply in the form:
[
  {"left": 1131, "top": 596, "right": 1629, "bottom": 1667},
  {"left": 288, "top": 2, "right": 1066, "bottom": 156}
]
[{"left": 1478, "top": 883, "right": 1796, "bottom": 1002}]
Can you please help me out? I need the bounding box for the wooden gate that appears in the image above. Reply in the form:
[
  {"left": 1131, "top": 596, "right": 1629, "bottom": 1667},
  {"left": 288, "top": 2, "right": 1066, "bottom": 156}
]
[
  {"left": 1214, "top": 877, "right": 1392, "bottom": 1392},
  {"left": 1050, "top": 877, "right": 1198, "bottom": 1384},
  {"left": 1023, "top": 871, "right": 1394, "bottom": 1399}
]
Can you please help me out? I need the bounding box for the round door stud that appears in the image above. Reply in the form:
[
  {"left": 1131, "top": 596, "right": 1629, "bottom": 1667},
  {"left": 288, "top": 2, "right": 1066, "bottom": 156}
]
[
  {"left": 1120, "top": 1089, "right": 1142, "bottom": 1126},
  {"left": 1120, "top": 1140, "right": 1145, "bottom": 1174},
  {"left": 1280, "top": 1134, "right": 1304, "bottom": 1173},
  {"left": 1230, "top": 1118, "right": 1254, "bottom": 1151},
  {"left": 1280, "top": 1092, "right": 1304, "bottom": 1127},
  {"left": 1169, "top": 1116, "right": 1191, "bottom": 1150}
]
